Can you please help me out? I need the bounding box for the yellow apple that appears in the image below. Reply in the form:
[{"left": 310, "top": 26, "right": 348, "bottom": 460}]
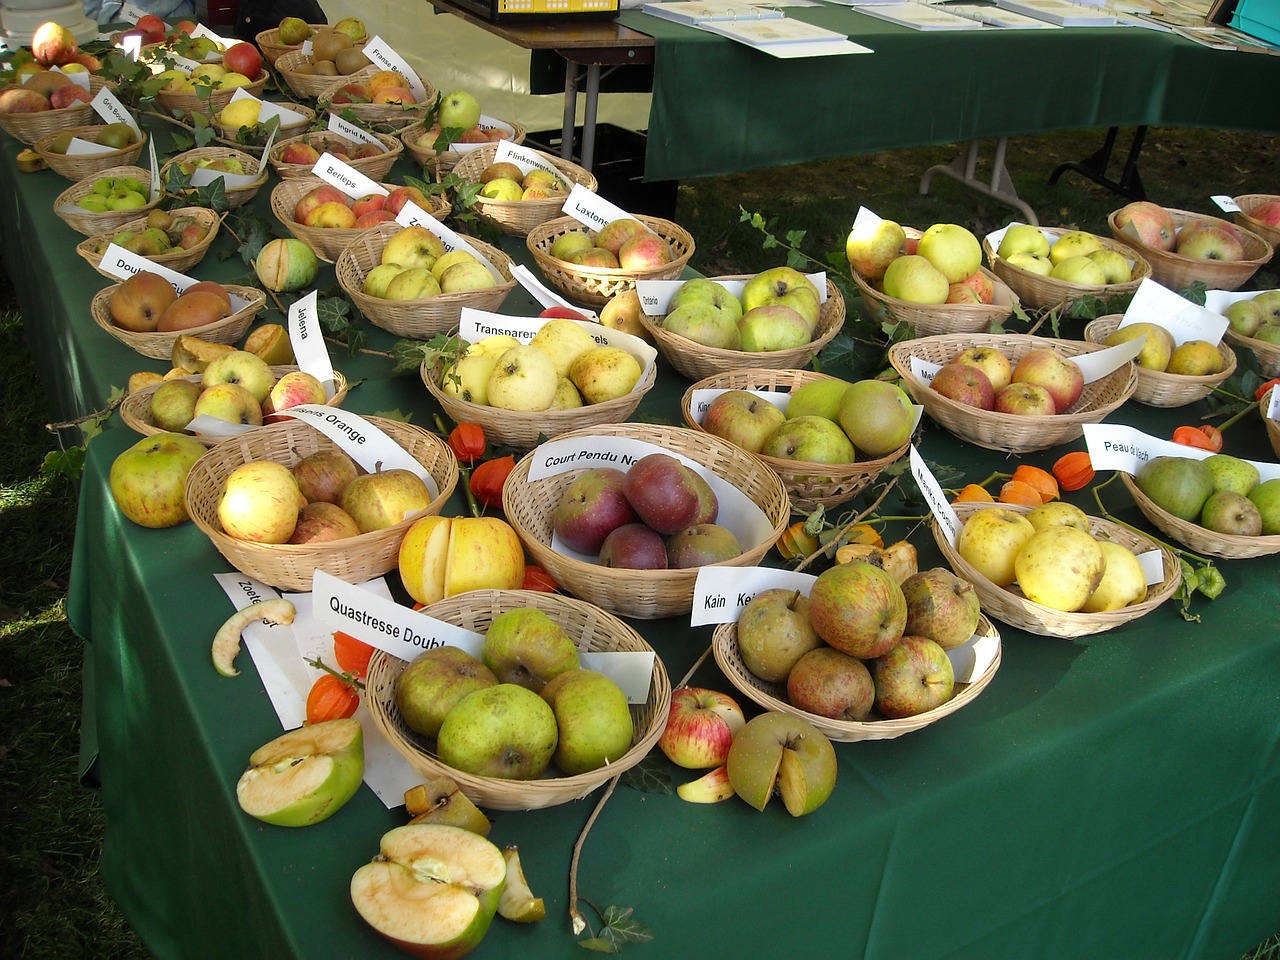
[
  {"left": 1081, "top": 541, "right": 1148, "bottom": 612},
  {"left": 955, "top": 507, "right": 1036, "bottom": 587},
  {"left": 398, "top": 515, "right": 526, "bottom": 606},
  {"left": 1013, "top": 526, "right": 1105, "bottom": 612}
]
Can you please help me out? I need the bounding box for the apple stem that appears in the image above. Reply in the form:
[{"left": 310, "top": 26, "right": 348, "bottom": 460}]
[
  {"left": 568, "top": 776, "right": 620, "bottom": 936},
  {"left": 793, "top": 475, "right": 901, "bottom": 573},
  {"left": 304, "top": 656, "right": 365, "bottom": 691}
]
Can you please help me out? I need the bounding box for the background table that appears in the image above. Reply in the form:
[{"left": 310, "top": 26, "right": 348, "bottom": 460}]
[{"left": 5, "top": 130, "right": 1280, "bottom": 960}]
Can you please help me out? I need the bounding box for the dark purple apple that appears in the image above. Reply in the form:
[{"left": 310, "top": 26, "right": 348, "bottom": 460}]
[
  {"left": 552, "top": 468, "right": 637, "bottom": 554},
  {"left": 622, "top": 453, "right": 701, "bottom": 534},
  {"left": 687, "top": 469, "right": 719, "bottom": 525},
  {"left": 665, "top": 523, "right": 742, "bottom": 569},
  {"left": 291, "top": 448, "right": 361, "bottom": 504},
  {"left": 930, "top": 362, "right": 995, "bottom": 410},
  {"left": 598, "top": 523, "right": 668, "bottom": 570}
]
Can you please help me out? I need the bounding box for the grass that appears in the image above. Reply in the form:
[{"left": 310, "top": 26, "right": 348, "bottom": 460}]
[{"left": 1, "top": 125, "right": 1279, "bottom": 960}]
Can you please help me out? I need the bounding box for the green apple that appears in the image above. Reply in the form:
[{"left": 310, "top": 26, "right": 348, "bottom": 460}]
[
  {"left": 202, "top": 350, "right": 276, "bottom": 404},
  {"left": 540, "top": 668, "right": 634, "bottom": 775},
  {"left": 108, "top": 432, "right": 208, "bottom": 528},
  {"left": 350, "top": 824, "right": 506, "bottom": 957},
  {"left": 362, "top": 263, "right": 405, "bottom": 299},
  {"left": 547, "top": 230, "right": 595, "bottom": 260},
  {"left": 738, "top": 304, "right": 811, "bottom": 352},
  {"left": 1225, "top": 299, "right": 1265, "bottom": 338},
  {"left": 846, "top": 217, "right": 906, "bottom": 282},
  {"left": 105, "top": 189, "right": 147, "bottom": 211},
  {"left": 78, "top": 194, "right": 110, "bottom": 213},
  {"left": 996, "top": 224, "right": 1051, "bottom": 259},
  {"left": 1048, "top": 230, "right": 1103, "bottom": 266},
  {"left": 785, "top": 377, "right": 852, "bottom": 422},
  {"left": 486, "top": 344, "right": 559, "bottom": 411},
  {"left": 256, "top": 238, "right": 318, "bottom": 293},
  {"left": 439, "top": 260, "right": 498, "bottom": 295},
  {"left": 1135, "top": 456, "right": 1215, "bottom": 522},
  {"left": 438, "top": 89, "right": 481, "bottom": 130},
  {"left": 148, "top": 378, "right": 201, "bottom": 432},
  {"left": 836, "top": 379, "right": 913, "bottom": 458},
  {"left": 881, "top": 254, "right": 948, "bottom": 304},
  {"left": 725, "top": 711, "right": 837, "bottom": 816},
  {"left": 739, "top": 267, "right": 820, "bottom": 331},
  {"left": 1005, "top": 252, "right": 1052, "bottom": 276},
  {"left": 395, "top": 646, "right": 498, "bottom": 739},
  {"left": 1087, "top": 249, "right": 1133, "bottom": 284},
  {"left": 95, "top": 122, "right": 137, "bottom": 150},
  {"left": 436, "top": 683, "right": 559, "bottom": 780},
  {"left": 760, "top": 415, "right": 855, "bottom": 465},
  {"left": 191, "top": 382, "right": 263, "bottom": 429},
  {"left": 669, "top": 277, "right": 744, "bottom": 322},
  {"left": 916, "top": 223, "right": 981, "bottom": 282},
  {"left": 1247, "top": 477, "right": 1280, "bottom": 534},
  {"left": 384, "top": 267, "right": 442, "bottom": 301},
  {"left": 1200, "top": 490, "right": 1262, "bottom": 536},
  {"left": 481, "top": 608, "right": 581, "bottom": 692},
  {"left": 1203, "top": 453, "right": 1260, "bottom": 496},
  {"left": 1050, "top": 255, "right": 1107, "bottom": 285},
  {"left": 663, "top": 301, "right": 742, "bottom": 349},
  {"left": 235, "top": 718, "right": 364, "bottom": 827}
]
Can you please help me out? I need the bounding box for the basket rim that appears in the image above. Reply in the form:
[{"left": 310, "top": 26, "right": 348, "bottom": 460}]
[
  {"left": 1121, "top": 472, "right": 1280, "bottom": 560},
  {"left": 1082, "top": 315, "right": 1237, "bottom": 388},
  {"left": 1107, "top": 206, "right": 1273, "bottom": 267},
  {"left": 853, "top": 264, "right": 1017, "bottom": 319},
  {"left": 982, "top": 226, "right": 1153, "bottom": 300},
  {"left": 526, "top": 213, "right": 696, "bottom": 280}
]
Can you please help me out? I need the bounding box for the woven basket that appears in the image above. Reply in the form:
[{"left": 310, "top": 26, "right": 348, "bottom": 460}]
[
  {"left": 1083, "top": 315, "right": 1236, "bottom": 407},
  {"left": 527, "top": 215, "right": 696, "bottom": 307},
  {"left": 422, "top": 353, "right": 657, "bottom": 450},
  {"left": 887, "top": 333, "right": 1138, "bottom": 453},
  {"left": 254, "top": 24, "right": 328, "bottom": 65},
  {"left": 679, "top": 367, "right": 908, "bottom": 513},
  {"left": 712, "top": 613, "right": 1001, "bottom": 741},
  {"left": 638, "top": 277, "right": 845, "bottom": 381},
  {"left": 185, "top": 416, "right": 458, "bottom": 591},
  {"left": 502, "top": 422, "right": 791, "bottom": 619},
  {"left": 1107, "top": 207, "right": 1271, "bottom": 292},
  {"left": 1121, "top": 472, "right": 1280, "bottom": 561},
  {"left": 1224, "top": 327, "right": 1280, "bottom": 378},
  {"left": 1264, "top": 388, "right": 1280, "bottom": 459},
  {"left": 364, "top": 589, "right": 671, "bottom": 811},
  {"left": 450, "top": 144, "right": 596, "bottom": 237},
  {"left": 853, "top": 266, "right": 1016, "bottom": 336},
  {"left": 267, "top": 129, "right": 403, "bottom": 181},
  {"left": 214, "top": 102, "right": 315, "bottom": 149},
  {"left": 91, "top": 283, "right": 266, "bottom": 360},
  {"left": 1231, "top": 195, "right": 1280, "bottom": 254},
  {"left": 934, "top": 501, "right": 1182, "bottom": 638},
  {"left": 160, "top": 147, "right": 268, "bottom": 209},
  {"left": 53, "top": 165, "right": 161, "bottom": 236},
  {"left": 399, "top": 118, "right": 530, "bottom": 177},
  {"left": 317, "top": 68, "right": 436, "bottom": 127},
  {"left": 334, "top": 222, "right": 517, "bottom": 337},
  {"left": 154, "top": 71, "right": 270, "bottom": 118},
  {"left": 270, "top": 177, "right": 452, "bottom": 263},
  {"left": 0, "top": 74, "right": 113, "bottom": 145},
  {"left": 119, "top": 366, "right": 350, "bottom": 443},
  {"left": 982, "top": 228, "right": 1152, "bottom": 310},
  {"left": 274, "top": 49, "right": 365, "bottom": 100},
  {"left": 75, "top": 207, "right": 223, "bottom": 278},
  {"left": 35, "top": 124, "right": 147, "bottom": 180}
]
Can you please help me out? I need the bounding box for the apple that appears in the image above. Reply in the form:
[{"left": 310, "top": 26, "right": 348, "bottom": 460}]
[
  {"left": 548, "top": 230, "right": 596, "bottom": 261},
  {"left": 659, "top": 686, "right": 745, "bottom": 769},
  {"left": 846, "top": 217, "right": 906, "bottom": 281},
  {"left": 622, "top": 453, "right": 702, "bottom": 534},
  {"left": 1048, "top": 230, "right": 1104, "bottom": 266},
  {"left": 1247, "top": 478, "right": 1280, "bottom": 534},
  {"left": 1204, "top": 453, "right": 1260, "bottom": 496},
  {"left": 675, "top": 764, "right": 735, "bottom": 803},
  {"left": 930, "top": 361, "right": 995, "bottom": 410},
  {"left": 567, "top": 346, "right": 643, "bottom": 404},
  {"left": 994, "top": 381, "right": 1057, "bottom": 416},
  {"left": 481, "top": 608, "right": 581, "bottom": 692},
  {"left": 1006, "top": 252, "right": 1052, "bottom": 276},
  {"left": 487, "top": 344, "right": 559, "bottom": 411},
  {"left": 256, "top": 238, "right": 319, "bottom": 292},
  {"left": 598, "top": 523, "right": 668, "bottom": 569},
  {"left": 287, "top": 501, "right": 361, "bottom": 544},
  {"left": 149, "top": 379, "right": 202, "bottom": 432},
  {"left": 736, "top": 588, "right": 821, "bottom": 682},
  {"left": 785, "top": 378, "right": 852, "bottom": 422},
  {"left": 396, "top": 645, "right": 498, "bottom": 738},
  {"left": 787, "top": 647, "right": 875, "bottom": 721},
  {"left": 1088, "top": 249, "right": 1133, "bottom": 284},
  {"left": 437, "top": 683, "right": 559, "bottom": 779},
  {"left": 569, "top": 248, "right": 620, "bottom": 269},
  {"left": 916, "top": 223, "right": 982, "bottom": 282},
  {"left": 836, "top": 379, "right": 914, "bottom": 458},
  {"left": 218, "top": 460, "right": 307, "bottom": 543},
  {"left": 109, "top": 271, "right": 178, "bottom": 333},
  {"left": 663, "top": 300, "right": 742, "bottom": 349},
  {"left": 541, "top": 668, "right": 634, "bottom": 775},
  {"left": 670, "top": 277, "right": 744, "bottom": 321},
  {"left": 955, "top": 506, "right": 1037, "bottom": 586},
  {"left": 0, "top": 88, "right": 50, "bottom": 113},
  {"left": 32, "top": 22, "right": 78, "bottom": 66},
  {"left": 236, "top": 718, "right": 364, "bottom": 826},
  {"left": 292, "top": 448, "right": 360, "bottom": 504},
  {"left": 280, "top": 141, "right": 322, "bottom": 166},
  {"left": 338, "top": 468, "right": 432, "bottom": 534},
  {"left": 1135, "top": 456, "right": 1216, "bottom": 522},
  {"left": 192, "top": 382, "right": 264, "bottom": 429},
  {"left": 952, "top": 346, "right": 1012, "bottom": 393},
  {"left": 1113, "top": 201, "right": 1177, "bottom": 250},
  {"left": 954, "top": 269, "right": 995, "bottom": 304},
  {"left": 881, "top": 254, "right": 948, "bottom": 304},
  {"left": 808, "top": 561, "right": 906, "bottom": 658},
  {"left": 725, "top": 711, "right": 837, "bottom": 816},
  {"left": 350, "top": 824, "right": 506, "bottom": 957},
  {"left": 1200, "top": 490, "right": 1262, "bottom": 537},
  {"left": 997, "top": 224, "right": 1051, "bottom": 259},
  {"left": 665, "top": 522, "right": 742, "bottom": 568},
  {"left": 304, "top": 201, "right": 358, "bottom": 229},
  {"left": 595, "top": 218, "right": 648, "bottom": 256},
  {"left": 49, "top": 85, "right": 92, "bottom": 110},
  {"left": 739, "top": 266, "right": 821, "bottom": 331},
  {"left": 479, "top": 160, "right": 525, "bottom": 184},
  {"left": 1175, "top": 222, "right": 1245, "bottom": 260},
  {"left": 383, "top": 268, "right": 441, "bottom": 302},
  {"left": 871, "top": 636, "right": 955, "bottom": 719},
  {"left": 1224, "top": 299, "right": 1265, "bottom": 338},
  {"left": 156, "top": 290, "right": 235, "bottom": 334},
  {"left": 108, "top": 432, "right": 207, "bottom": 528},
  {"left": 901, "top": 568, "right": 981, "bottom": 651},
  {"left": 1010, "top": 347, "right": 1083, "bottom": 412},
  {"left": 1166, "top": 340, "right": 1224, "bottom": 376},
  {"left": 539, "top": 305, "right": 591, "bottom": 322},
  {"left": 398, "top": 515, "right": 525, "bottom": 606},
  {"left": 202, "top": 350, "right": 276, "bottom": 405},
  {"left": 1104, "top": 321, "right": 1174, "bottom": 371},
  {"left": 738, "top": 304, "right": 812, "bottom": 352},
  {"left": 438, "top": 90, "right": 481, "bottom": 130},
  {"left": 263, "top": 371, "right": 327, "bottom": 419},
  {"left": 1050, "top": 256, "right": 1107, "bottom": 285},
  {"left": 384, "top": 185, "right": 431, "bottom": 217},
  {"left": 760, "top": 415, "right": 855, "bottom": 465},
  {"left": 439, "top": 260, "right": 498, "bottom": 294},
  {"left": 1015, "top": 526, "right": 1106, "bottom": 612},
  {"left": 430, "top": 249, "right": 482, "bottom": 284},
  {"left": 552, "top": 468, "right": 637, "bottom": 554},
  {"left": 404, "top": 774, "right": 492, "bottom": 836},
  {"left": 617, "top": 232, "right": 673, "bottom": 270},
  {"left": 702, "top": 390, "right": 786, "bottom": 453}
]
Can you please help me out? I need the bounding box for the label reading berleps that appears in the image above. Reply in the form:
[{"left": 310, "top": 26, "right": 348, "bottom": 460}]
[
  {"left": 287, "top": 290, "right": 338, "bottom": 398},
  {"left": 312, "top": 151, "right": 385, "bottom": 199},
  {"left": 360, "top": 36, "right": 428, "bottom": 102},
  {"left": 392, "top": 204, "right": 505, "bottom": 282}
]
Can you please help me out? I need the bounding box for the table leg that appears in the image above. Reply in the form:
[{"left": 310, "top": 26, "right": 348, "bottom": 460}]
[
  {"left": 562, "top": 59, "right": 579, "bottom": 162},
  {"left": 919, "top": 138, "right": 1038, "bottom": 224},
  {"left": 581, "top": 64, "right": 601, "bottom": 172},
  {"left": 1047, "top": 126, "right": 1147, "bottom": 201}
]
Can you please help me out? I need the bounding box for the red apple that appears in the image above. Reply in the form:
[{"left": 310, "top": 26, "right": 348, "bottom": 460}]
[
  {"left": 1249, "top": 200, "right": 1280, "bottom": 226},
  {"left": 955, "top": 269, "right": 994, "bottom": 303},
  {"left": 657, "top": 686, "right": 746, "bottom": 769},
  {"left": 355, "top": 210, "right": 397, "bottom": 228},
  {"left": 1010, "top": 347, "right": 1083, "bottom": 411},
  {"left": 994, "top": 381, "right": 1057, "bottom": 416},
  {"left": 946, "top": 283, "right": 982, "bottom": 305},
  {"left": 930, "top": 361, "right": 995, "bottom": 410},
  {"left": 951, "top": 346, "right": 1013, "bottom": 393},
  {"left": 293, "top": 185, "right": 350, "bottom": 224},
  {"left": 135, "top": 14, "right": 165, "bottom": 36},
  {"left": 1113, "top": 201, "right": 1176, "bottom": 251},
  {"left": 49, "top": 85, "right": 92, "bottom": 110},
  {"left": 1175, "top": 220, "right": 1245, "bottom": 261},
  {"left": 539, "top": 305, "right": 590, "bottom": 321},
  {"left": 384, "top": 185, "right": 429, "bottom": 216},
  {"left": 279, "top": 141, "right": 321, "bottom": 166},
  {"left": 222, "top": 42, "right": 263, "bottom": 81},
  {"left": 351, "top": 193, "right": 387, "bottom": 219}
]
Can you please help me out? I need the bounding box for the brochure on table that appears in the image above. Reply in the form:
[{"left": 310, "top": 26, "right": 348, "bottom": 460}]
[
  {"left": 696, "top": 16, "right": 876, "bottom": 57},
  {"left": 641, "top": 1, "right": 786, "bottom": 24},
  {"left": 993, "top": 0, "right": 1119, "bottom": 24},
  {"left": 846, "top": 3, "right": 987, "bottom": 30}
]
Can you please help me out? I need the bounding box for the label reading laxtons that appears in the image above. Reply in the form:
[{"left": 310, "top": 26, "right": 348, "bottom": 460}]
[
  {"left": 563, "top": 183, "right": 641, "bottom": 233},
  {"left": 288, "top": 290, "right": 337, "bottom": 397},
  {"left": 272, "top": 406, "right": 439, "bottom": 496}
]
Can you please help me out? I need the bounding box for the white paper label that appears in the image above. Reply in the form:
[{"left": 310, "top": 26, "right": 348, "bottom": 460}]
[
  {"left": 118, "top": 2, "right": 152, "bottom": 24},
  {"left": 98, "top": 244, "right": 196, "bottom": 289},
  {"left": 66, "top": 137, "right": 118, "bottom": 157},
  {"left": 456, "top": 310, "right": 657, "bottom": 373},
  {"left": 1212, "top": 195, "right": 1241, "bottom": 213},
  {"left": 562, "top": 183, "right": 642, "bottom": 233},
  {"left": 312, "top": 151, "right": 383, "bottom": 199},
  {"left": 689, "top": 566, "right": 816, "bottom": 626},
  {"left": 188, "top": 163, "right": 259, "bottom": 189},
  {"left": 493, "top": 140, "right": 562, "bottom": 179},
  {"left": 687, "top": 387, "right": 789, "bottom": 422},
  {"left": 910, "top": 445, "right": 963, "bottom": 545},
  {"left": 360, "top": 37, "right": 428, "bottom": 102},
  {"left": 390, "top": 209, "right": 504, "bottom": 282},
  {"left": 229, "top": 87, "right": 308, "bottom": 126},
  {"left": 327, "top": 113, "right": 384, "bottom": 148},
  {"left": 1120, "top": 277, "right": 1229, "bottom": 345},
  {"left": 1082, "top": 423, "right": 1280, "bottom": 481},
  {"left": 92, "top": 86, "right": 140, "bottom": 135},
  {"left": 271, "top": 407, "right": 440, "bottom": 496},
  {"left": 510, "top": 264, "right": 596, "bottom": 317},
  {"left": 288, "top": 291, "right": 337, "bottom": 397}
]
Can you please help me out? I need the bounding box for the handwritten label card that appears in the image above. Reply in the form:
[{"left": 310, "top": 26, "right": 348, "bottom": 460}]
[
  {"left": 909, "top": 445, "right": 963, "bottom": 545},
  {"left": 1121, "top": 277, "right": 1229, "bottom": 345}
]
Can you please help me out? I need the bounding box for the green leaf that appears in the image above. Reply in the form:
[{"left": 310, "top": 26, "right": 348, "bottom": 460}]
[
  {"left": 392, "top": 334, "right": 464, "bottom": 376},
  {"left": 41, "top": 447, "right": 84, "bottom": 481},
  {"left": 370, "top": 408, "right": 414, "bottom": 423},
  {"left": 621, "top": 754, "right": 673, "bottom": 794},
  {"left": 227, "top": 208, "right": 278, "bottom": 265},
  {"left": 578, "top": 937, "right": 621, "bottom": 953},
  {"left": 598, "top": 906, "right": 654, "bottom": 946}
]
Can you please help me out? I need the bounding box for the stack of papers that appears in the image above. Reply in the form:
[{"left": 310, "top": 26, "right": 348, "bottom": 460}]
[
  {"left": 992, "top": 0, "right": 1119, "bottom": 24},
  {"left": 849, "top": 2, "right": 987, "bottom": 29},
  {"left": 640, "top": 1, "right": 785, "bottom": 24},
  {"left": 697, "top": 16, "right": 877, "bottom": 56}
]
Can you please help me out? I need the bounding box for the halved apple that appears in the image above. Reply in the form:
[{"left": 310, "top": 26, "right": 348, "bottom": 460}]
[
  {"left": 397, "top": 515, "right": 525, "bottom": 607},
  {"left": 497, "top": 846, "right": 545, "bottom": 923},
  {"left": 405, "top": 775, "right": 492, "bottom": 837},
  {"left": 725, "top": 712, "right": 837, "bottom": 816},
  {"left": 235, "top": 718, "right": 364, "bottom": 827},
  {"left": 351, "top": 823, "right": 507, "bottom": 958}
]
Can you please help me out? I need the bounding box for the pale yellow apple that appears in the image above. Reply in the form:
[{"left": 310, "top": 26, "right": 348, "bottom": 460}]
[
  {"left": 1048, "top": 230, "right": 1104, "bottom": 266},
  {"left": 530, "top": 318, "right": 598, "bottom": 378},
  {"left": 1080, "top": 541, "right": 1148, "bottom": 612},
  {"left": 486, "top": 345, "right": 559, "bottom": 411},
  {"left": 1013, "top": 526, "right": 1105, "bottom": 612},
  {"left": 397, "top": 515, "right": 525, "bottom": 606},
  {"left": 955, "top": 507, "right": 1036, "bottom": 587},
  {"left": 429, "top": 249, "right": 480, "bottom": 284},
  {"left": 362, "top": 263, "right": 405, "bottom": 299},
  {"left": 567, "top": 346, "right": 642, "bottom": 404}
]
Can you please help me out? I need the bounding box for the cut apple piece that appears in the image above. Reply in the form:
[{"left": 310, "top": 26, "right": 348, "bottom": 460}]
[
  {"left": 235, "top": 718, "right": 364, "bottom": 827},
  {"left": 351, "top": 823, "right": 507, "bottom": 959},
  {"left": 497, "top": 846, "right": 545, "bottom": 923},
  {"left": 725, "top": 712, "right": 837, "bottom": 817},
  {"left": 676, "top": 764, "right": 735, "bottom": 803},
  {"left": 212, "top": 598, "right": 296, "bottom": 678},
  {"left": 404, "top": 775, "right": 492, "bottom": 837}
]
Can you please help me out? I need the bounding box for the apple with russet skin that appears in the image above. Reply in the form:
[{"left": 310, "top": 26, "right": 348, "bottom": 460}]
[
  {"left": 552, "top": 467, "right": 637, "bottom": 554},
  {"left": 737, "top": 304, "right": 811, "bottom": 352},
  {"left": 480, "top": 608, "right": 581, "bottom": 693},
  {"left": 397, "top": 514, "right": 525, "bottom": 606},
  {"left": 917, "top": 223, "right": 982, "bottom": 282},
  {"left": 787, "top": 647, "right": 875, "bottom": 721},
  {"left": 341, "top": 468, "right": 433, "bottom": 533},
  {"left": 901, "top": 567, "right": 981, "bottom": 651},
  {"left": 994, "top": 381, "right": 1057, "bottom": 416},
  {"left": 725, "top": 711, "right": 837, "bottom": 816},
  {"left": 846, "top": 217, "right": 906, "bottom": 282},
  {"left": 836, "top": 379, "right": 914, "bottom": 458},
  {"left": 395, "top": 645, "right": 498, "bottom": 738},
  {"left": 952, "top": 346, "right": 1012, "bottom": 393},
  {"left": 595, "top": 218, "right": 648, "bottom": 256},
  {"left": 617, "top": 232, "right": 672, "bottom": 270},
  {"left": 1010, "top": 347, "right": 1083, "bottom": 412},
  {"left": 1203, "top": 453, "right": 1260, "bottom": 496},
  {"left": 237, "top": 718, "right": 364, "bottom": 826},
  {"left": 149, "top": 378, "right": 202, "bottom": 432},
  {"left": 871, "top": 635, "right": 955, "bottom": 719},
  {"left": 568, "top": 345, "right": 642, "bottom": 404},
  {"left": 288, "top": 501, "right": 361, "bottom": 543},
  {"left": 701, "top": 389, "right": 786, "bottom": 453},
  {"left": 218, "top": 460, "right": 307, "bottom": 543},
  {"left": 736, "top": 588, "right": 821, "bottom": 683},
  {"left": 203, "top": 350, "right": 276, "bottom": 404},
  {"left": 294, "top": 185, "right": 350, "bottom": 223},
  {"left": 192, "top": 382, "right": 264, "bottom": 428},
  {"left": 1113, "top": 201, "right": 1177, "bottom": 250},
  {"left": 109, "top": 271, "right": 179, "bottom": 333},
  {"left": 931, "top": 361, "right": 995, "bottom": 410},
  {"left": 292, "top": 448, "right": 360, "bottom": 504},
  {"left": 881, "top": 254, "right": 948, "bottom": 304},
  {"left": 1200, "top": 490, "right": 1262, "bottom": 537},
  {"left": 437, "top": 683, "right": 559, "bottom": 780},
  {"left": 658, "top": 686, "right": 746, "bottom": 769},
  {"left": 807, "top": 561, "right": 907, "bottom": 659},
  {"left": 598, "top": 522, "right": 668, "bottom": 569},
  {"left": 665, "top": 522, "right": 742, "bottom": 568},
  {"left": 350, "top": 823, "right": 506, "bottom": 959},
  {"left": 108, "top": 432, "right": 208, "bottom": 528},
  {"left": 263, "top": 370, "right": 327, "bottom": 420}
]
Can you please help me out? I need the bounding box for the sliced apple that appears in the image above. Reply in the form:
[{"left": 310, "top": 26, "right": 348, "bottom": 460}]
[
  {"left": 235, "top": 718, "right": 364, "bottom": 827},
  {"left": 725, "top": 712, "right": 837, "bottom": 817},
  {"left": 404, "top": 775, "right": 492, "bottom": 837},
  {"left": 351, "top": 824, "right": 507, "bottom": 958},
  {"left": 497, "top": 846, "right": 546, "bottom": 923},
  {"left": 676, "top": 764, "right": 735, "bottom": 803},
  {"left": 212, "top": 598, "right": 296, "bottom": 678}
]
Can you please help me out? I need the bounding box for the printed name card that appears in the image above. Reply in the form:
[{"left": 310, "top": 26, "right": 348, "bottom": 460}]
[
  {"left": 327, "top": 113, "right": 386, "bottom": 149},
  {"left": 493, "top": 140, "right": 565, "bottom": 183},
  {"left": 456, "top": 309, "right": 657, "bottom": 374},
  {"left": 312, "top": 151, "right": 385, "bottom": 199},
  {"left": 97, "top": 245, "right": 252, "bottom": 305},
  {"left": 288, "top": 291, "right": 337, "bottom": 397},
  {"left": 214, "top": 574, "right": 309, "bottom": 731},
  {"left": 562, "top": 183, "right": 648, "bottom": 234},
  {"left": 1212, "top": 195, "right": 1241, "bottom": 214},
  {"left": 1082, "top": 423, "right": 1280, "bottom": 482},
  {"left": 1121, "top": 277, "right": 1229, "bottom": 345},
  {"left": 361, "top": 37, "right": 428, "bottom": 102},
  {"left": 510, "top": 264, "right": 598, "bottom": 318},
  {"left": 391, "top": 206, "right": 505, "bottom": 282},
  {"left": 909, "top": 445, "right": 963, "bottom": 545},
  {"left": 273, "top": 407, "right": 439, "bottom": 495},
  {"left": 690, "top": 566, "right": 816, "bottom": 626},
  {"left": 686, "top": 387, "right": 789, "bottom": 421},
  {"left": 118, "top": 2, "right": 152, "bottom": 23}
]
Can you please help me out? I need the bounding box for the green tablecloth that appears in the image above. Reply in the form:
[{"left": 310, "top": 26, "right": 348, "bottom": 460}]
[
  {"left": 4, "top": 130, "right": 1280, "bottom": 960},
  {"left": 623, "top": 9, "right": 1280, "bottom": 181}
]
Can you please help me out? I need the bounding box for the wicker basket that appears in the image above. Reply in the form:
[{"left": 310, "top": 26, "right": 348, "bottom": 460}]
[
  {"left": 119, "top": 366, "right": 350, "bottom": 443},
  {"left": 0, "top": 74, "right": 113, "bottom": 145},
  {"left": 53, "top": 165, "right": 161, "bottom": 236},
  {"left": 1224, "top": 327, "right": 1280, "bottom": 378},
  {"left": 1121, "top": 472, "right": 1280, "bottom": 561},
  {"left": 450, "top": 144, "right": 596, "bottom": 237},
  {"left": 502, "top": 423, "right": 791, "bottom": 619},
  {"left": 364, "top": 589, "right": 671, "bottom": 811},
  {"left": 274, "top": 49, "right": 365, "bottom": 100},
  {"left": 982, "top": 228, "right": 1152, "bottom": 310},
  {"left": 679, "top": 367, "right": 908, "bottom": 513},
  {"left": 1231, "top": 195, "right": 1280, "bottom": 254},
  {"left": 184, "top": 416, "right": 459, "bottom": 591},
  {"left": 317, "top": 68, "right": 436, "bottom": 127},
  {"left": 934, "top": 501, "right": 1182, "bottom": 638},
  {"left": 160, "top": 147, "right": 268, "bottom": 209},
  {"left": 399, "top": 118, "right": 529, "bottom": 176},
  {"left": 267, "top": 129, "right": 403, "bottom": 181},
  {"left": 154, "top": 71, "right": 270, "bottom": 118},
  {"left": 214, "top": 102, "right": 315, "bottom": 148},
  {"left": 853, "top": 266, "right": 1017, "bottom": 336},
  {"left": 91, "top": 283, "right": 267, "bottom": 360},
  {"left": 1082, "top": 315, "right": 1236, "bottom": 407},
  {"left": 887, "top": 333, "right": 1138, "bottom": 453},
  {"left": 254, "top": 24, "right": 328, "bottom": 65},
  {"left": 35, "top": 124, "right": 147, "bottom": 180},
  {"left": 1107, "top": 207, "right": 1271, "bottom": 292},
  {"left": 526, "top": 215, "right": 696, "bottom": 307},
  {"left": 638, "top": 277, "right": 846, "bottom": 381},
  {"left": 75, "top": 207, "right": 223, "bottom": 278},
  {"left": 334, "top": 222, "right": 517, "bottom": 337},
  {"left": 1264, "top": 388, "right": 1280, "bottom": 459},
  {"left": 712, "top": 613, "right": 1001, "bottom": 741}
]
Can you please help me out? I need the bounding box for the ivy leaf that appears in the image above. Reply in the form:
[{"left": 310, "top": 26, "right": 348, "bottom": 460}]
[
  {"left": 621, "top": 754, "right": 673, "bottom": 794},
  {"left": 227, "top": 208, "right": 278, "bottom": 265},
  {"left": 41, "top": 446, "right": 84, "bottom": 480},
  {"left": 1179, "top": 280, "right": 1208, "bottom": 306},
  {"left": 169, "top": 128, "right": 195, "bottom": 153},
  {"left": 315, "top": 292, "right": 367, "bottom": 355},
  {"left": 391, "top": 334, "right": 464, "bottom": 376},
  {"left": 595, "top": 906, "right": 654, "bottom": 947},
  {"left": 370, "top": 408, "right": 414, "bottom": 423}
]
